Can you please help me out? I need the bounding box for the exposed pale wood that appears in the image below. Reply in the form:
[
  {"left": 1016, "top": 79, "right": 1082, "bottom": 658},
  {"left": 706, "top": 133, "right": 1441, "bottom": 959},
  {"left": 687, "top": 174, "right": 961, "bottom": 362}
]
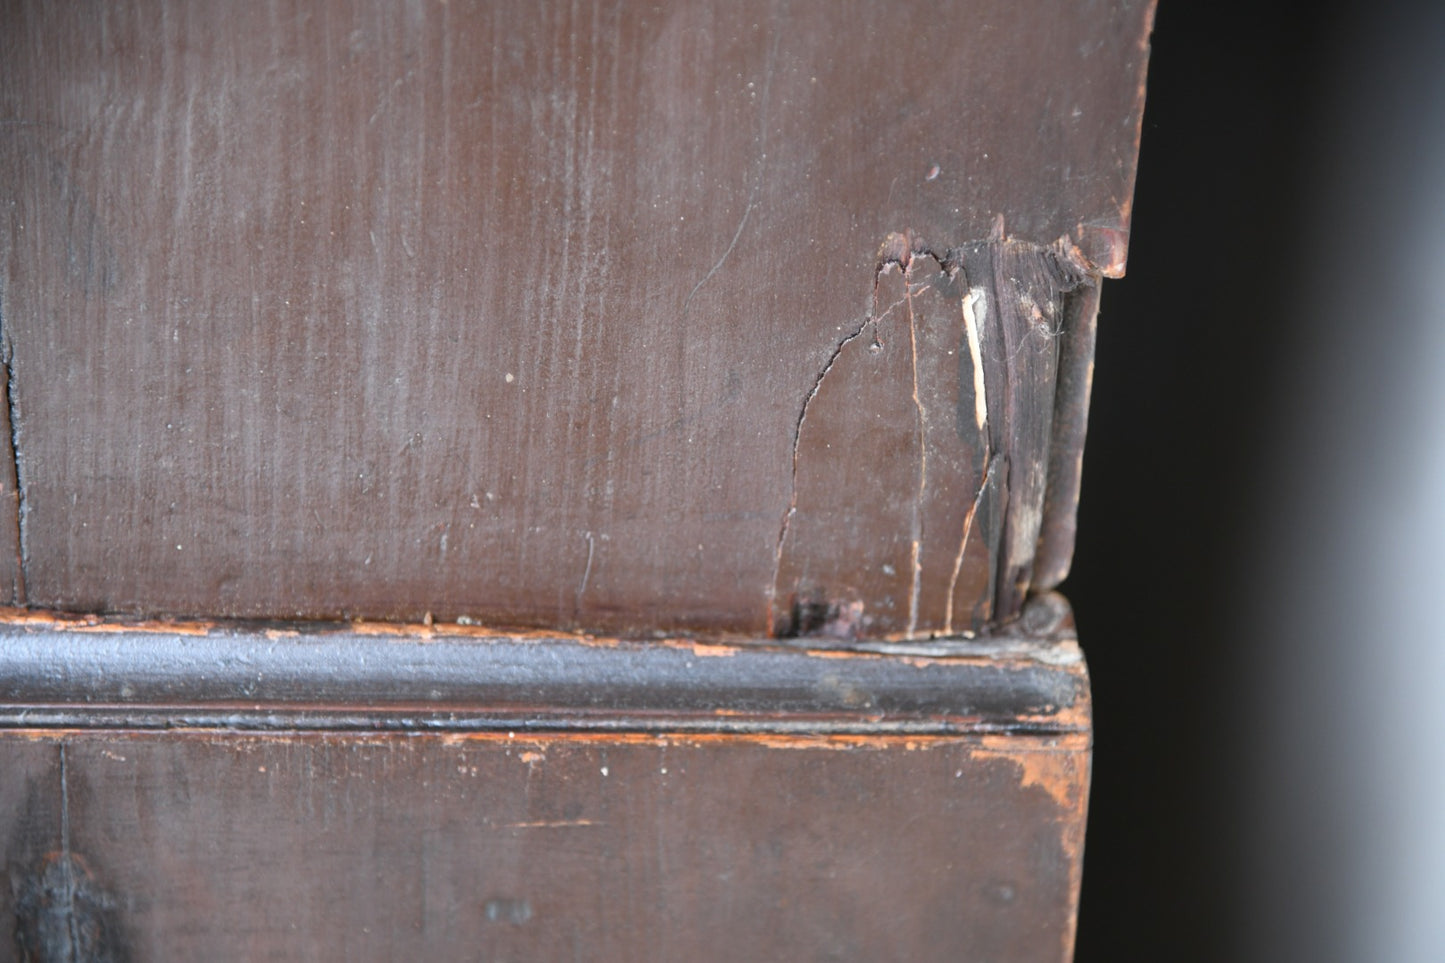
[
  {"left": 0, "top": 4, "right": 1154, "bottom": 957},
  {"left": 0, "top": 608, "right": 1092, "bottom": 961},
  {"left": 773, "top": 238, "right": 1094, "bottom": 637},
  {"left": 0, "top": 0, "right": 1153, "bottom": 636}
]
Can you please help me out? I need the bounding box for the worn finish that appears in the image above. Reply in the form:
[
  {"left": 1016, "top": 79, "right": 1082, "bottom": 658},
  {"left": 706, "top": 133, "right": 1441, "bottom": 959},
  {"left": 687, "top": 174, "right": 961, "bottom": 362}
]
[
  {"left": 0, "top": 0, "right": 1153, "bottom": 636},
  {"left": 13, "top": 852, "right": 128, "bottom": 963},
  {"left": 773, "top": 236, "right": 1095, "bottom": 637},
  {"left": 1032, "top": 283, "right": 1102, "bottom": 591},
  {"left": 0, "top": 610, "right": 1087, "bottom": 736},
  {"left": 0, "top": 731, "right": 1088, "bottom": 962},
  {"left": 0, "top": 4, "right": 1151, "bottom": 957},
  {"left": 0, "top": 609, "right": 1091, "bottom": 959}
]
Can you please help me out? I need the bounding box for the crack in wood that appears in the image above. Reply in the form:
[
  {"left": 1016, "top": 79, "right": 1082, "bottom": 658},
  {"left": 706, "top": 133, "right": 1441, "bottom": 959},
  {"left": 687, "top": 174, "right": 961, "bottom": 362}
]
[
  {"left": 58, "top": 745, "right": 79, "bottom": 959},
  {"left": 770, "top": 312, "right": 875, "bottom": 636},
  {"left": 903, "top": 266, "right": 929, "bottom": 638},
  {"left": 773, "top": 232, "right": 1096, "bottom": 639},
  {"left": 0, "top": 326, "right": 25, "bottom": 606}
]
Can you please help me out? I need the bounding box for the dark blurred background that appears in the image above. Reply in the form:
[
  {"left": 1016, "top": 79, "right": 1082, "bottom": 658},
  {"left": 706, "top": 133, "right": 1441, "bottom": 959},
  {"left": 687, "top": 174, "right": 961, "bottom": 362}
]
[{"left": 1070, "top": 0, "right": 1445, "bottom": 960}]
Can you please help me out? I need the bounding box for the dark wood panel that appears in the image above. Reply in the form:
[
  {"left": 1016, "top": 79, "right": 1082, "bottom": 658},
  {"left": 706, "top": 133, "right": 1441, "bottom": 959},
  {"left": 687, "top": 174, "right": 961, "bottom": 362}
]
[
  {"left": 0, "top": 0, "right": 1153, "bottom": 636},
  {"left": 1, "top": 731, "right": 1088, "bottom": 962}
]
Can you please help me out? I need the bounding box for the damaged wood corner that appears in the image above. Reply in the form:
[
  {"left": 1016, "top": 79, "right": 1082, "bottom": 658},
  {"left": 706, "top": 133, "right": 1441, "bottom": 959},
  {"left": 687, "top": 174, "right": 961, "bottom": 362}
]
[
  {"left": 1032, "top": 281, "right": 1103, "bottom": 591},
  {"left": 771, "top": 229, "right": 1100, "bottom": 642},
  {"left": 0, "top": 2, "right": 1147, "bottom": 957}
]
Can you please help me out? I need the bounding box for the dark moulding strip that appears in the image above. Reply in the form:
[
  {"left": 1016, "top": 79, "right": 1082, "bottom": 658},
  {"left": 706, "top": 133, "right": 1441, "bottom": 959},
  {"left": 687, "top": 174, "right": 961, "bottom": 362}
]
[{"left": 0, "top": 612, "right": 1089, "bottom": 736}]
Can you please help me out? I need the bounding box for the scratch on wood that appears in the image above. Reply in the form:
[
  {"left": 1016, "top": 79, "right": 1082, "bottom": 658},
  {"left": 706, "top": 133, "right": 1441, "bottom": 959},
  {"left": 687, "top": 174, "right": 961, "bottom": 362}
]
[
  {"left": 60, "top": 743, "right": 79, "bottom": 954},
  {"left": 903, "top": 265, "right": 928, "bottom": 638},
  {"left": 576, "top": 531, "right": 595, "bottom": 609},
  {"left": 504, "top": 819, "right": 599, "bottom": 828},
  {"left": 769, "top": 312, "right": 874, "bottom": 633},
  {"left": 677, "top": 21, "right": 780, "bottom": 321},
  {"left": 943, "top": 465, "right": 989, "bottom": 636}
]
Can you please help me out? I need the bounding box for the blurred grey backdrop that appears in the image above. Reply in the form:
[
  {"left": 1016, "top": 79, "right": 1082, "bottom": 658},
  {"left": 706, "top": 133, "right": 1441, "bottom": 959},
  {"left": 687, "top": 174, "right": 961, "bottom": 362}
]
[{"left": 1070, "top": 0, "right": 1445, "bottom": 959}]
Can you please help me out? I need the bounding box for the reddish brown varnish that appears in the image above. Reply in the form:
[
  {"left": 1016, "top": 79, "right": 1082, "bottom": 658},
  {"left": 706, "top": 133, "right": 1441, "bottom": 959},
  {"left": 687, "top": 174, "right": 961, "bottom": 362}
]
[
  {"left": 1, "top": 729, "right": 1091, "bottom": 961},
  {"left": 0, "top": 1, "right": 1153, "bottom": 959},
  {"left": 0, "top": 0, "right": 1152, "bottom": 638}
]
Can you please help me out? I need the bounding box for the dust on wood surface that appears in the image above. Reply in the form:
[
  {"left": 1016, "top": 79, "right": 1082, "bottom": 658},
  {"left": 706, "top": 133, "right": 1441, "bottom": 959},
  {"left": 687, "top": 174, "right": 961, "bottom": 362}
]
[{"left": 0, "top": 0, "right": 1153, "bottom": 636}]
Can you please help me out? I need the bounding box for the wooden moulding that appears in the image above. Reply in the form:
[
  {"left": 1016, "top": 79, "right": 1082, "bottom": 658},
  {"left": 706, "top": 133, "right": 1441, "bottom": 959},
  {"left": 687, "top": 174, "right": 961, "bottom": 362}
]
[
  {"left": 0, "top": 0, "right": 1143, "bottom": 953},
  {"left": 0, "top": 601, "right": 1087, "bottom": 736},
  {"left": 0, "top": 603, "right": 1091, "bottom": 961}
]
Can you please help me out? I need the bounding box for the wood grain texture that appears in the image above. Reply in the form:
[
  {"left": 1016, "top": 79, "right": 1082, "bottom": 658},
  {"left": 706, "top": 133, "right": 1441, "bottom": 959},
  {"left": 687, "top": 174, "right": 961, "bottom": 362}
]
[
  {"left": 773, "top": 237, "right": 1094, "bottom": 637},
  {"left": 1, "top": 731, "right": 1089, "bottom": 962},
  {"left": 0, "top": 589, "right": 1090, "bottom": 961},
  {"left": 0, "top": 0, "right": 1153, "bottom": 636}
]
